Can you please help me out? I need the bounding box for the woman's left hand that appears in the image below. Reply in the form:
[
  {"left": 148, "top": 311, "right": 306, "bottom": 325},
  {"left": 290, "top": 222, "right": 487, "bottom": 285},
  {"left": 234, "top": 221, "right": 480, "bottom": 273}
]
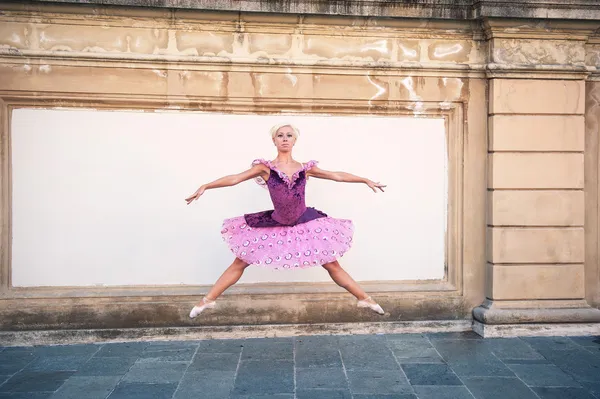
[{"left": 367, "top": 180, "right": 386, "bottom": 193}]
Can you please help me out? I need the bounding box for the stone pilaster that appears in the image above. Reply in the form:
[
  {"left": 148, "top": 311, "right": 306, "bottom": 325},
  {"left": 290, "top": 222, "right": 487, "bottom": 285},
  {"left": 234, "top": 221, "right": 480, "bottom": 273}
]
[{"left": 474, "top": 20, "right": 600, "bottom": 336}]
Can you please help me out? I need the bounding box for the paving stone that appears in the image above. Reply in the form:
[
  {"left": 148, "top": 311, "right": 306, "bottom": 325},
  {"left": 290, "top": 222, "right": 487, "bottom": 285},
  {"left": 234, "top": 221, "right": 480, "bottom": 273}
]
[
  {"left": 188, "top": 352, "right": 240, "bottom": 372},
  {"left": 481, "top": 338, "right": 545, "bottom": 360},
  {"left": 0, "top": 352, "right": 35, "bottom": 375},
  {"left": 537, "top": 349, "right": 600, "bottom": 383},
  {"left": 448, "top": 358, "right": 515, "bottom": 378},
  {"left": 346, "top": 370, "right": 411, "bottom": 395},
  {"left": 507, "top": 364, "right": 581, "bottom": 387},
  {"left": 296, "top": 389, "right": 352, "bottom": 399},
  {"left": 106, "top": 382, "right": 177, "bottom": 399},
  {"left": 76, "top": 356, "right": 136, "bottom": 376},
  {"left": 33, "top": 345, "right": 99, "bottom": 357},
  {"left": 521, "top": 337, "right": 581, "bottom": 352},
  {"left": 392, "top": 348, "right": 444, "bottom": 364},
  {"left": 242, "top": 338, "right": 293, "bottom": 361},
  {"left": 401, "top": 364, "right": 462, "bottom": 386},
  {"left": 233, "top": 361, "right": 294, "bottom": 395},
  {"left": 174, "top": 370, "right": 235, "bottom": 398},
  {"left": 462, "top": 377, "right": 539, "bottom": 399},
  {"left": 24, "top": 356, "right": 91, "bottom": 372},
  {"left": 413, "top": 386, "right": 475, "bottom": 399},
  {"left": 0, "top": 393, "right": 53, "bottom": 398},
  {"left": 145, "top": 341, "right": 200, "bottom": 350},
  {"left": 426, "top": 332, "right": 483, "bottom": 341},
  {"left": 122, "top": 361, "right": 188, "bottom": 383},
  {"left": 230, "top": 395, "right": 294, "bottom": 399},
  {"left": 295, "top": 339, "right": 341, "bottom": 368},
  {"left": 296, "top": 367, "right": 348, "bottom": 389},
  {"left": 339, "top": 337, "right": 398, "bottom": 371},
  {"left": 50, "top": 376, "right": 121, "bottom": 399},
  {"left": 431, "top": 340, "right": 492, "bottom": 363},
  {"left": 94, "top": 343, "right": 148, "bottom": 358},
  {"left": 532, "top": 387, "right": 598, "bottom": 399},
  {"left": 138, "top": 348, "right": 196, "bottom": 362},
  {"left": 353, "top": 395, "right": 418, "bottom": 399},
  {"left": 501, "top": 358, "right": 550, "bottom": 365},
  {"left": 196, "top": 339, "right": 245, "bottom": 354},
  {"left": 0, "top": 371, "right": 74, "bottom": 393}
]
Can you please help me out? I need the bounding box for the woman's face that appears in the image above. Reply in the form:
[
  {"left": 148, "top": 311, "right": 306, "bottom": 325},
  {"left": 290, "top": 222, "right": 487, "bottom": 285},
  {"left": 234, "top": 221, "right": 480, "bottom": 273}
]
[{"left": 273, "top": 126, "right": 296, "bottom": 152}]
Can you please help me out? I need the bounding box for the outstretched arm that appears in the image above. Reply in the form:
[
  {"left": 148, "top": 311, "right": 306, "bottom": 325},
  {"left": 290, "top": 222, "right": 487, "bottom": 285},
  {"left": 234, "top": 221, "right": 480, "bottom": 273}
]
[
  {"left": 185, "top": 163, "right": 269, "bottom": 204},
  {"left": 307, "top": 165, "right": 386, "bottom": 193}
]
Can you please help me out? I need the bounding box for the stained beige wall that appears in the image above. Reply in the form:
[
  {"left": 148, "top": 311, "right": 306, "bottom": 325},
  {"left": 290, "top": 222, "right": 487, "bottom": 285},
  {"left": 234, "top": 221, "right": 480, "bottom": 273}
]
[{"left": 0, "top": 2, "right": 598, "bottom": 330}]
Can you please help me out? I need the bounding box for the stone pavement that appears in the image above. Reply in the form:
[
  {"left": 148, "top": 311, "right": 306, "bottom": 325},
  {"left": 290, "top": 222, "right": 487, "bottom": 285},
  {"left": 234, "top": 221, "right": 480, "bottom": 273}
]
[{"left": 0, "top": 332, "right": 599, "bottom": 399}]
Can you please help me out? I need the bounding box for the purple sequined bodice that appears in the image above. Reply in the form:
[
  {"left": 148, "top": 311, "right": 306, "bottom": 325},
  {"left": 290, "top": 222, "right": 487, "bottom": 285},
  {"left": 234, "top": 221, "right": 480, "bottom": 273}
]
[{"left": 244, "top": 159, "right": 327, "bottom": 227}]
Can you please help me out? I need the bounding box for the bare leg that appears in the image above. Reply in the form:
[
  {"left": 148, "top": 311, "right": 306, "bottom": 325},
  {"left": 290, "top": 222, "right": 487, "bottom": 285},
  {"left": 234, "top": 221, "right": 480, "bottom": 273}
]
[
  {"left": 321, "top": 260, "right": 369, "bottom": 300},
  {"left": 322, "top": 261, "right": 384, "bottom": 314},
  {"left": 198, "top": 257, "right": 249, "bottom": 304}
]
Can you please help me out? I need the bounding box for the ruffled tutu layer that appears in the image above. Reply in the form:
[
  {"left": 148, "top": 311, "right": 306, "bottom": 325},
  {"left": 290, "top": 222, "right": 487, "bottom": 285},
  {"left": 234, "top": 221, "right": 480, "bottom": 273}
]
[{"left": 221, "top": 216, "right": 354, "bottom": 269}]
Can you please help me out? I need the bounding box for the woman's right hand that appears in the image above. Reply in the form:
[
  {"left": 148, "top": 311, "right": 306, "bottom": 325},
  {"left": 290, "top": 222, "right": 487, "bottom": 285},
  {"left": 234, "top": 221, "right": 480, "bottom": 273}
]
[{"left": 185, "top": 186, "right": 206, "bottom": 205}]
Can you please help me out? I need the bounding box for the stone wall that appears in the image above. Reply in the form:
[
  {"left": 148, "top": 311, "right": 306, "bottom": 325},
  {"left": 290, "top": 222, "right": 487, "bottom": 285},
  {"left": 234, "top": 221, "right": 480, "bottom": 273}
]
[{"left": 0, "top": 0, "right": 599, "bottom": 334}]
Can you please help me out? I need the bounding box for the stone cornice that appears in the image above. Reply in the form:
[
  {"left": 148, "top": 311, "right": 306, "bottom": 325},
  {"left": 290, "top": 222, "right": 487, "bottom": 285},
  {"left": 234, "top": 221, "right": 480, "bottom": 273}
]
[{"left": 7, "top": 0, "right": 600, "bottom": 21}]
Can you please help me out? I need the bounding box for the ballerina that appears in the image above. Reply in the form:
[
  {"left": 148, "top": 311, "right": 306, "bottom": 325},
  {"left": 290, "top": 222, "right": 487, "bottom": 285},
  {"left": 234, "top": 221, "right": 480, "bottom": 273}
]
[{"left": 185, "top": 123, "right": 386, "bottom": 318}]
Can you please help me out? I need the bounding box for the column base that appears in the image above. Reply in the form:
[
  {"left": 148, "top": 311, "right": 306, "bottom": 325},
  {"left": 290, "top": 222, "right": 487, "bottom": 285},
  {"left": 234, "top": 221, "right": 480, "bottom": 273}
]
[
  {"left": 473, "top": 320, "right": 600, "bottom": 337},
  {"left": 473, "top": 299, "right": 600, "bottom": 336}
]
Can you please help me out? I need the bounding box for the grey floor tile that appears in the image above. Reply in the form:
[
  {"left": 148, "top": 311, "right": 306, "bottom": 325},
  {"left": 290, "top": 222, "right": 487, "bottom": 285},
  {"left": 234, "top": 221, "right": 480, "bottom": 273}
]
[
  {"left": 296, "top": 389, "right": 352, "bottom": 399},
  {"left": 431, "top": 340, "right": 491, "bottom": 363},
  {"left": 537, "top": 349, "right": 600, "bottom": 383},
  {"left": 346, "top": 369, "right": 411, "bottom": 395},
  {"left": 76, "top": 356, "right": 136, "bottom": 376},
  {"left": 414, "top": 385, "right": 475, "bottom": 399},
  {"left": 481, "top": 338, "right": 545, "bottom": 360},
  {"left": 94, "top": 342, "right": 148, "bottom": 358},
  {"left": 0, "top": 371, "right": 74, "bottom": 393},
  {"left": 569, "top": 336, "right": 600, "bottom": 347},
  {"left": 296, "top": 367, "right": 348, "bottom": 389},
  {"left": 386, "top": 337, "right": 432, "bottom": 352},
  {"left": 106, "top": 382, "right": 177, "bottom": 399},
  {"left": 0, "top": 393, "right": 53, "bottom": 399},
  {"left": 295, "top": 341, "right": 342, "bottom": 368},
  {"left": 34, "top": 345, "right": 99, "bottom": 358},
  {"left": 122, "top": 361, "right": 188, "bottom": 383},
  {"left": 242, "top": 338, "right": 293, "bottom": 361},
  {"left": 339, "top": 337, "right": 398, "bottom": 371},
  {"left": 188, "top": 352, "right": 240, "bottom": 371},
  {"left": 392, "top": 348, "right": 444, "bottom": 364},
  {"left": 230, "top": 395, "right": 294, "bottom": 399},
  {"left": 579, "top": 381, "right": 600, "bottom": 398},
  {"left": 426, "top": 332, "right": 483, "bottom": 341},
  {"left": 401, "top": 364, "right": 462, "bottom": 386},
  {"left": 174, "top": 370, "right": 235, "bottom": 398},
  {"left": 502, "top": 358, "right": 550, "bottom": 365},
  {"left": 138, "top": 348, "right": 196, "bottom": 362},
  {"left": 463, "top": 377, "right": 539, "bottom": 399},
  {"left": 233, "top": 361, "right": 294, "bottom": 395},
  {"left": 532, "top": 387, "right": 598, "bottom": 399},
  {"left": 521, "top": 337, "right": 581, "bottom": 352},
  {"left": 50, "top": 376, "right": 121, "bottom": 399},
  {"left": 0, "top": 352, "right": 35, "bottom": 375},
  {"left": 24, "top": 356, "right": 91, "bottom": 372},
  {"left": 353, "top": 395, "right": 418, "bottom": 399},
  {"left": 447, "top": 358, "right": 515, "bottom": 377},
  {"left": 197, "top": 339, "right": 245, "bottom": 354},
  {"left": 145, "top": 341, "right": 200, "bottom": 350},
  {"left": 507, "top": 364, "right": 581, "bottom": 387}
]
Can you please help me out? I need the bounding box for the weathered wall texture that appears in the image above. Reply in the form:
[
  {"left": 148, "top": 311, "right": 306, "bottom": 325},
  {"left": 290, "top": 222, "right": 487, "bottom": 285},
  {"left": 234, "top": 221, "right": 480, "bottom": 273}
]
[{"left": 0, "top": 0, "right": 598, "bottom": 332}]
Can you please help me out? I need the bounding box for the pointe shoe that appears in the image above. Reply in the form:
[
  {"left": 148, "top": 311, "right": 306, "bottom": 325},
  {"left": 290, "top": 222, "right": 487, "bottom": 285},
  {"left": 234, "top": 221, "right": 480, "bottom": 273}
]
[
  {"left": 357, "top": 296, "right": 385, "bottom": 315},
  {"left": 189, "top": 297, "right": 216, "bottom": 318}
]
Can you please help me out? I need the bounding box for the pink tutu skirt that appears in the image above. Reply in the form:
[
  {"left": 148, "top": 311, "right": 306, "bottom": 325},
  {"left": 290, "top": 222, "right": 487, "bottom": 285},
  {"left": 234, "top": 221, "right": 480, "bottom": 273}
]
[{"left": 221, "top": 216, "right": 354, "bottom": 269}]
